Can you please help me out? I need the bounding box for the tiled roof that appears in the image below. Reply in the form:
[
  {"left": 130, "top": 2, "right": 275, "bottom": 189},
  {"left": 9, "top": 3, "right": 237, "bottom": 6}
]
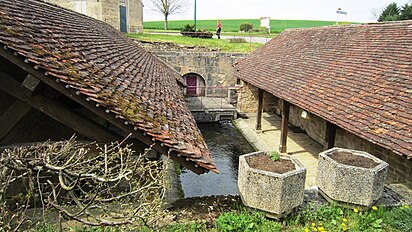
[
  {"left": 235, "top": 21, "right": 412, "bottom": 159},
  {"left": 0, "top": 0, "right": 217, "bottom": 172}
]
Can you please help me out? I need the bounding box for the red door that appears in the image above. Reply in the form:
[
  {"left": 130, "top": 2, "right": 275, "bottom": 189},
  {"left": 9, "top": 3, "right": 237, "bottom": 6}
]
[{"left": 186, "top": 75, "right": 197, "bottom": 96}]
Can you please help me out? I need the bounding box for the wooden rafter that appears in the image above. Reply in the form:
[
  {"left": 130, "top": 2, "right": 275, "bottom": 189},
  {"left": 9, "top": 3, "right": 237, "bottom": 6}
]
[
  {"left": 0, "top": 100, "right": 31, "bottom": 141},
  {"left": 0, "top": 70, "right": 119, "bottom": 142}
]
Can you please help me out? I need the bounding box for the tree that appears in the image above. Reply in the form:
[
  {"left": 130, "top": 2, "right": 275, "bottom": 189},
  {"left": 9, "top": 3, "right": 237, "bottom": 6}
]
[
  {"left": 147, "top": 0, "right": 188, "bottom": 30},
  {"left": 378, "top": 2, "right": 400, "bottom": 21},
  {"left": 377, "top": 2, "right": 412, "bottom": 21},
  {"left": 399, "top": 3, "right": 412, "bottom": 20}
]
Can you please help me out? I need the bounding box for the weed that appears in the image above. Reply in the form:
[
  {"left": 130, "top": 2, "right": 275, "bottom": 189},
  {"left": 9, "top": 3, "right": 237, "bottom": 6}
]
[
  {"left": 383, "top": 206, "right": 412, "bottom": 232},
  {"left": 33, "top": 223, "right": 56, "bottom": 232},
  {"left": 216, "top": 211, "right": 282, "bottom": 232},
  {"left": 164, "top": 222, "right": 210, "bottom": 232}
]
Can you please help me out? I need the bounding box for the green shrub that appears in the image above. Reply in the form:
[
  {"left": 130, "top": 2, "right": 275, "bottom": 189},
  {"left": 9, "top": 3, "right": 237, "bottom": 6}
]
[
  {"left": 239, "top": 23, "right": 253, "bottom": 32},
  {"left": 216, "top": 212, "right": 282, "bottom": 232}
]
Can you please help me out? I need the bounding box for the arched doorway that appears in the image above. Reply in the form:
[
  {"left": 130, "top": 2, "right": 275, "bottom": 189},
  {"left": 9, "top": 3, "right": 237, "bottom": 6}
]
[{"left": 183, "top": 73, "right": 206, "bottom": 96}]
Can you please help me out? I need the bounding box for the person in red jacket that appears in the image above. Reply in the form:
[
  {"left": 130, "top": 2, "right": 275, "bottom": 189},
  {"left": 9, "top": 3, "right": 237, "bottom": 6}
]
[{"left": 216, "top": 19, "right": 222, "bottom": 39}]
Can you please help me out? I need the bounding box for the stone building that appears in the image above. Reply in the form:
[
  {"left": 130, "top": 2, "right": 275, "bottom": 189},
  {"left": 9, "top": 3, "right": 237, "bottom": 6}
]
[
  {"left": 45, "top": 0, "right": 143, "bottom": 33},
  {"left": 235, "top": 21, "right": 412, "bottom": 188},
  {"left": 0, "top": 0, "right": 217, "bottom": 174}
]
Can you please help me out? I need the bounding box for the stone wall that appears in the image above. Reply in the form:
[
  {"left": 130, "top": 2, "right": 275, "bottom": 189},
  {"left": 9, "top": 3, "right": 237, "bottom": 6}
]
[
  {"left": 46, "top": 0, "right": 143, "bottom": 33},
  {"left": 152, "top": 51, "right": 246, "bottom": 87},
  {"left": 101, "top": 0, "right": 119, "bottom": 30},
  {"left": 238, "top": 81, "right": 412, "bottom": 188},
  {"left": 237, "top": 81, "right": 279, "bottom": 113},
  {"left": 135, "top": 41, "right": 246, "bottom": 88},
  {"left": 129, "top": 0, "right": 143, "bottom": 33}
]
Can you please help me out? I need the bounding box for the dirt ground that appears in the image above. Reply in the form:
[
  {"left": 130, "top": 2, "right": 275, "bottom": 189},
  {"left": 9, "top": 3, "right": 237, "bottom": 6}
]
[{"left": 166, "top": 195, "right": 243, "bottom": 224}]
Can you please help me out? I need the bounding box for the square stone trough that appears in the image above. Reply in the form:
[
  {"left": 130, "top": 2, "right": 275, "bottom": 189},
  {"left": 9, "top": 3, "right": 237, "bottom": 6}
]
[
  {"left": 238, "top": 151, "right": 306, "bottom": 216},
  {"left": 317, "top": 148, "right": 389, "bottom": 207}
]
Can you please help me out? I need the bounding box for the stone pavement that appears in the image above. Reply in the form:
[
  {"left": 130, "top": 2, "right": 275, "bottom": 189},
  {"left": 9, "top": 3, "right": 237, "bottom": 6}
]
[{"left": 234, "top": 112, "right": 322, "bottom": 189}]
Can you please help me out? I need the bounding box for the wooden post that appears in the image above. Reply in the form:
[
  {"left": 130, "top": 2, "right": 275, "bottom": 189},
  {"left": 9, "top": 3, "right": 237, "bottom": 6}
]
[
  {"left": 324, "top": 121, "right": 337, "bottom": 150},
  {"left": 279, "top": 100, "right": 290, "bottom": 153},
  {"left": 255, "top": 88, "right": 263, "bottom": 131}
]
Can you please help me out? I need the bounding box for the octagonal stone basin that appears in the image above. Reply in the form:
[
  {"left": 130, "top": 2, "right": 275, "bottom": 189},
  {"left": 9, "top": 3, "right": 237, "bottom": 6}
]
[
  {"left": 238, "top": 151, "right": 306, "bottom": 215},
  {"left": 317, "top": 148, "right": 389, "bottom": 206}
]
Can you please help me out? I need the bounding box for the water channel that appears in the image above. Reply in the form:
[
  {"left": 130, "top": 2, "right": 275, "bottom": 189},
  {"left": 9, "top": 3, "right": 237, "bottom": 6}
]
[{"left": 180, "top": 122, "right": 255, "bottom": 198}]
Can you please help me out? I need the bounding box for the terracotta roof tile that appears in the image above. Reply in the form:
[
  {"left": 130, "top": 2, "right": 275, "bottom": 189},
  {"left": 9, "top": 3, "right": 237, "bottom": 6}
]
[
  {"left": 0, "top": 0, "right": 217, "bottom": 172},
  {"left": 235, "top": 21, "right": 412, "bottom": 159}
]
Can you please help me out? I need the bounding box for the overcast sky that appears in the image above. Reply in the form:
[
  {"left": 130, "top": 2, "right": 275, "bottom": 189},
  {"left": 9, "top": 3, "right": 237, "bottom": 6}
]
[{"left": 143, "top": 0, "right": 411, "bottom": 23}]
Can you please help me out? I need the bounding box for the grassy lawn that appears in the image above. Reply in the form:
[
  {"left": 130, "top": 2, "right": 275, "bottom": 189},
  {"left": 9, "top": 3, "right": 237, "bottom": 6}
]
[
  {"left": 144, "top": 19, "right": 355, "bottom": 33},
  {"left": 128, "top": 33, "right": 263, "bottom": 53}
]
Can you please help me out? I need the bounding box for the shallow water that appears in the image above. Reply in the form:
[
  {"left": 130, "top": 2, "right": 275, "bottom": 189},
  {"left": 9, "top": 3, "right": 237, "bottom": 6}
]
[{"left": 180, "top": 122, "right": 255, "bottom": 198}]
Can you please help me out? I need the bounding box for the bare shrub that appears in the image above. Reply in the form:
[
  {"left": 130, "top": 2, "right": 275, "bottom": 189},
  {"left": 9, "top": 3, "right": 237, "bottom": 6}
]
[{"left": 0, "top": 136, "right": 168, "bottom": 231}]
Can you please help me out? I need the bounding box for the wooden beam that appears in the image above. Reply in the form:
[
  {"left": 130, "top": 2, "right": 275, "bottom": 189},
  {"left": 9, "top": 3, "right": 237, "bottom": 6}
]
[
  {"left": 324, "top": 121, "right": 337, "bottom": 150},
  {"left": 0, "top": 100, "right": 31, "bottom": 141},
  {"left": 0, "top": 70, "right": 118, "bottom": 142},
  {"left": 279, "top": 100, "right": 290, "bottom": 153},
  {"left": 255, "top": 88, "right": 263, "bottom": 131},
  {"left": 0, "top": 48, "right": 207, "bottom": 174}
]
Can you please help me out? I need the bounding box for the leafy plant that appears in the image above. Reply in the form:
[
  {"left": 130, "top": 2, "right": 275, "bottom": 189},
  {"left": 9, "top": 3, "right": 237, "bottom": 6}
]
[
  {"left": 182, "top": 24, "right": 195, "bottom": 32},
  {"left": 351, "top": 207, "right": 384, "bottom": 232},
  {"left": 267, "top": 150, "right": 280, "bottom": 161}
]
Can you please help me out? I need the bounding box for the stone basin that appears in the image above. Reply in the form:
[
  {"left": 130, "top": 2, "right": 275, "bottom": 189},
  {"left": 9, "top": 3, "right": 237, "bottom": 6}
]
[
  {"left": 238, "top": 151, "right": 306, "bottom": 215},
  {"left": 317, "top": 147, "right": 389, "bottom": 206}
]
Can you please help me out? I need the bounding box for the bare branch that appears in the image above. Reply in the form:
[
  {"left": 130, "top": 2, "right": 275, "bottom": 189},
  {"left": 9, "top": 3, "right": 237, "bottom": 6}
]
[
  {"left": 0, "top": 136, "right": 168, "bottom": 230},
  {"left": 146, "top": 0, "right": 189, "bottom": 29}
]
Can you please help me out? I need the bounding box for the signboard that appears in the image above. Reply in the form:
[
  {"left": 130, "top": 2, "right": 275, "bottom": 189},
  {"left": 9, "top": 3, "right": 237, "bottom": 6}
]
[
  {"left": 260, "top": 17, "right": 270, "bottom": 28},
  {"left": 336, "top": 10, "right": 347, "bottom": 15}
]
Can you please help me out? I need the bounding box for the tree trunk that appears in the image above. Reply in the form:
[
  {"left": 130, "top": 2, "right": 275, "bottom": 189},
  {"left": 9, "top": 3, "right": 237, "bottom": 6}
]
[{"left": 164, "top": 15, "right": 168, "bottom": 30}]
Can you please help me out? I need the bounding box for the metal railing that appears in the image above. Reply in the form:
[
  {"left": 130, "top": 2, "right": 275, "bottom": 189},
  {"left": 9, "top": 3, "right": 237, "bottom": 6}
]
[{"left": 185, "top": 86, "right": 239, "bottom": 109}]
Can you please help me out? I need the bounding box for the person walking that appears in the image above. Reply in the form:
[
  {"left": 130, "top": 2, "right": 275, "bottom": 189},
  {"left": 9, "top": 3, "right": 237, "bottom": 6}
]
[{"left": 216, "top": 19, "right": 221, "bottom": 39}]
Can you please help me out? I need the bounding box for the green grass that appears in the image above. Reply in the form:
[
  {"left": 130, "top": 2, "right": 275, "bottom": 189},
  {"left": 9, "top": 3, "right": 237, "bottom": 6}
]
[
  {"left": 144, "top": 19, "right": 355, "bottom": 33},
  {"left": 127, "top": 33, "right": 263, "bottom": 53}
]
